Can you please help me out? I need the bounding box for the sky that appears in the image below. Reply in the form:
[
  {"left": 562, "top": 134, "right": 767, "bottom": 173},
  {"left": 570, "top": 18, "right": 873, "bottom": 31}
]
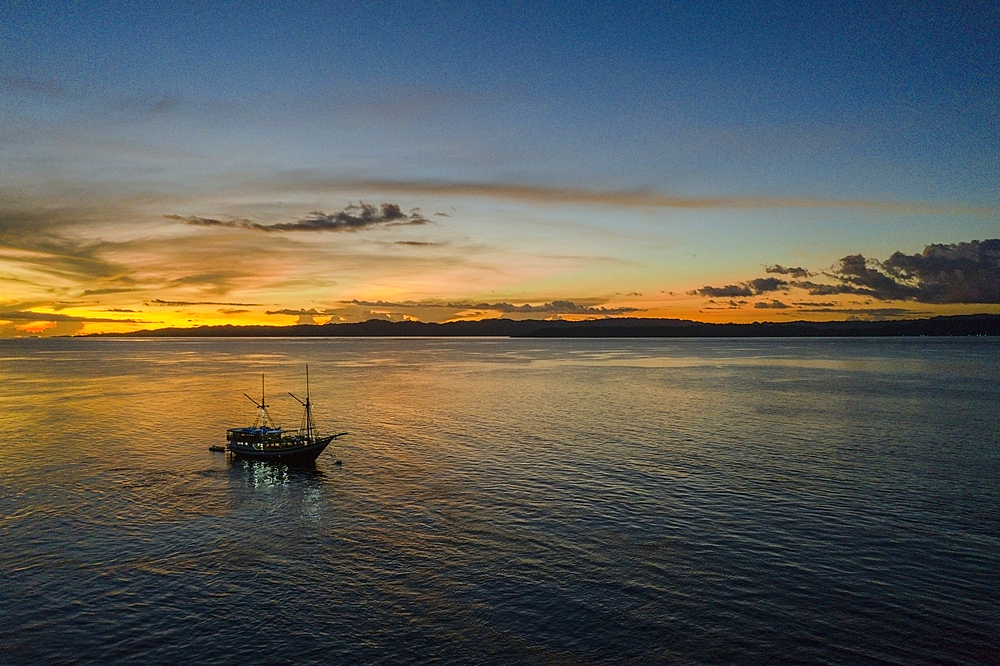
[{"left": 2, "top": 0, "right": 999, "bottom": 336}]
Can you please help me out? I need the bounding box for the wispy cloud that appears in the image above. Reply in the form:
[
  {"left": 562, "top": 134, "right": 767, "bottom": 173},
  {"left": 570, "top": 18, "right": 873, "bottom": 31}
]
[
  {"left": 255, "top": 175, "right": 1000, "bottom": 216},
  {"left": 2, "top": 75, "right": 70, "bottom": 99},
  {"left": 168, "top": 202, "right": 429, "bottom": 233},
  {"left": 81, "top": 285, "right": 140, "bottom": 296},
  {"left": 797, "top": 307, "right": 933, "bottom": 320},
  {"left": 168, "top": 271, "right": 248, "bottom": 294},
  {"left": 344, "top": 299, "right": 641, "bottom": 315},
  {"left": 0, "top": 207, "right": 134, "bottom": 285},
  {"left": 0, "top": 309, "right": 148, "bottom": 323},
  {"left": 0, "top": 305, "right": 155, "bottom": 336},
  {"left": 146, "top": 299, "right": 262, "bottom": 307},
  {"left": 754, "top": 299, "right": 790, "bottom": 309}
]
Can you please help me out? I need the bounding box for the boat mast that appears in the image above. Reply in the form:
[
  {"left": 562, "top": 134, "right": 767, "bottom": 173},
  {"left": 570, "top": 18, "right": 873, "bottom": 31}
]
[
  {"left": 244, "top": 373, "right": 275, "bottom": 428},
  {"left": 289, "top": 364, "right": 315, "bottom": 441},
  {"left": 306, "top": 364, "right": 313, "bottom": 438}
]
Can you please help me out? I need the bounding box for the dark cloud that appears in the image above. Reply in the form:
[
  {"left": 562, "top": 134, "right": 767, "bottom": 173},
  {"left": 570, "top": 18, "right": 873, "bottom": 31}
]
[
  {"left": 168, "top": 202, "right": 430, "bottom": 233},
  {"left": 146, "top": 299, "right": 261, "bottom": 307},
  {"left": 263, "top": 308, "right": 331, "bottom": 324},
  {"left": 691, "top": 278, "right": 786, "bottom": 298},
  {"left": 747, "top": 277, "right": 788, "bottom": 293},
  {"left": 704, "top": 299, "right": 746, "bottom": 309},
  {"left": 789, "top": 280, "right": 873, "bottom": 296},
  {"left": 754, "top": 299, "right": 790, "bottom": 309},
  {"left": 795, "top": 308, "right": 926, "bottom": 318},
  {"left": 830, "top": 254, "right": 921, "bottom": 300},
  {"left": 489, "top": 300, "right": 640, "bottom": 315},
  {"left": 266, "top": 308, "right": 322, "bottom": 316},
  {"left": 694, "top": 240, "right": 1000, "bottom": 305},
  {"left": 765, "top": 264, "right": 812, "bottom": 278},
  {"left": 691, "top": 284, "right": 754, "bottom": 298},
  {"left": 0, "top": 310, "right": 146, "bottom": 323},
  {"left": 166, "top": 215, "right": 242, "bottom": 227},
  {"left": 81, "top": 287, "right": 138, "bottom": 296},
  {"left": 822, "top": 241, "right": 1000, "bottom": 303},
  {"left": 881, "top": 239, "right": 1000, "bottom": 303},
  {"left": 344, "top": 299, "right": 640, "bottom": 315}
]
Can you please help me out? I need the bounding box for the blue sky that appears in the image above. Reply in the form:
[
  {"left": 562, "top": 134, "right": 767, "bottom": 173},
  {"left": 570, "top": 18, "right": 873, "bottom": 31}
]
[{"left": 2, "top": 1, "right": 998, "bottom": 334}]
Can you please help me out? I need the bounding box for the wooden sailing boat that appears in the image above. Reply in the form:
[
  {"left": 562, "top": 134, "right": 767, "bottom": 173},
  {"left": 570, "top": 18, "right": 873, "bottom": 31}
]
[{"left": 223, "top": 366, "right": 347, "bottom": 464}]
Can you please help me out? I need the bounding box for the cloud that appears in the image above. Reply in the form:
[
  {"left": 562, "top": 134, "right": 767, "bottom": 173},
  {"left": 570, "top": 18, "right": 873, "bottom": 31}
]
[
  {"left": 702, "top": 299, "right": 747, "bottom": 309},
  {"left": 747, "top": 277, "right": 788, "bottom": 293},
  {"left": 168, "top": 202, "right": 429, "bottom": 233},
  {"left": 264, "top": 308, "right": 330, "bottom": 324},
  {"left": 0, "top": 309, "right": 146, "bottom": 323},
  {"left": 344, "top": 299, "right": 640, "bottom": 315},
  {"left": 255, "top": 175, "right": 1000, "bottom": 216},
  {"left": 882, "top": 239, "right": 1000, "bottom": 303},
  {"left": 809, "top": 241, "right": 1000, "bottom": 303},
  {"left": 146, "top": 298, "right": 261, "bottom": 307},
  {"left": 690, "top": 277, "right": 787, "bottom": 298},
  {"left": 81, "top": 287, "right": 139, "bottom": 296},
  {"left": 795, "top": 308, "right": 926, "bottom": 318},
  {"left": 830, "top": 308, "right": 933, "bottom": 320},
  {"left": 788, "top": 280, "right": 872, "bottom": 296},
  {"left": 266, "top": 308, "right": 322, "bottom": 316},
  {"left": 0, "top": 207, "right": 135, "bottom": 286},
  {"left": 693, "top": 239, "right": 1000, "bottom": 306},
  {"left": 692, "top": 284, "right": 754, "bottom": 298},
  {"left": 3, "top": 75, "right": 61, "bottom": 99},
  {"left": 754, "top": 299, "right": 790, "bottom": 309},
  {"left": 168, "top": 271, "right": 246, "bottom": 294},
  {"left": 765, "top": 264, "right": 812, "bottom": 278},
  {"left": 829, "top": 254, "right": 921, "bottom": 300}
]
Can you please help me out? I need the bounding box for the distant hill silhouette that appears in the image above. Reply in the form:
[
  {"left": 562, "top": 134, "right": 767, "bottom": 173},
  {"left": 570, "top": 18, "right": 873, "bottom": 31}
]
[{"left": 88, "top": 314, "right": 1000, "bottom": 337}]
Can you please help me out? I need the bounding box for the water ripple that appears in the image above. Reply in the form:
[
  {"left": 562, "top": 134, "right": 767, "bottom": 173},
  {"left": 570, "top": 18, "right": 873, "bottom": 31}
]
[{"left": 1, "top": 337, "right": 997, "bottom": 664}]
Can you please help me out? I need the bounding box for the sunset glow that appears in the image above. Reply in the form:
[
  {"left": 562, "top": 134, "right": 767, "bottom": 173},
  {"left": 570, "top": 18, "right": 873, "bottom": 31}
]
[{"left": 2, "top": 2, "right": 998, "bottom": 336}]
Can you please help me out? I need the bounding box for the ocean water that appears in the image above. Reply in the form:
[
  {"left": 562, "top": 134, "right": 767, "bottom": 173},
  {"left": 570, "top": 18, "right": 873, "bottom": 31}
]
[{"left": 0, "top": 336, "right": 997, "bottom": 665}]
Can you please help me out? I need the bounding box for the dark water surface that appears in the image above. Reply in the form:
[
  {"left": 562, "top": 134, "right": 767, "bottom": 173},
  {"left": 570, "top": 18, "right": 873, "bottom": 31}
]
[{"left": 1, "top": 337, "right": 997, "bottom": 665}]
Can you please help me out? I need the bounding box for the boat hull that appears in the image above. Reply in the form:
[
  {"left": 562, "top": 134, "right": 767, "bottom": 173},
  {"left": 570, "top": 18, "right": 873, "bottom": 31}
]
[{"left": 226, "top": 435, "right": 336, "bottom": 464}]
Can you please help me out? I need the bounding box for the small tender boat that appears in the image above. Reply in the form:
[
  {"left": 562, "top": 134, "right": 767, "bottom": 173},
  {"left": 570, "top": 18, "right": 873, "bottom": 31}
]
[{"left": 223, "top": 366, "right": 347, "bottom": 464}]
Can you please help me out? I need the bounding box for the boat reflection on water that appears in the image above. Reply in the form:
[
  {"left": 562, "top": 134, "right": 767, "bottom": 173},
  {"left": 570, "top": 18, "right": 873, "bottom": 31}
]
[
  {"left": 226, "top": 456, "right": 328, "bottom": 490},
  {"left": 226, "top": 457, "right": 329, "bottom": 522}
]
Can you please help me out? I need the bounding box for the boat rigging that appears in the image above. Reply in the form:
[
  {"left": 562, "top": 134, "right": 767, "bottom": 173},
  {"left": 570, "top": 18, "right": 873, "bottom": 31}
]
[{"left": 217, "top": 365, "right": 347, "bottom": 464}]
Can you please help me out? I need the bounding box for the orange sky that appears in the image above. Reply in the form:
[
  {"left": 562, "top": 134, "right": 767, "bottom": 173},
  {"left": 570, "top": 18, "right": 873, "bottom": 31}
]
[{"left": 2, "top": 183, "right": 997, "bottom": 337}]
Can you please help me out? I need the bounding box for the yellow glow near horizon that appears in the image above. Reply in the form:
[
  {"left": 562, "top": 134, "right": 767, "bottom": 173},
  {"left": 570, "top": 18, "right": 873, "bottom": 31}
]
[{"left": 2, "top": 185, "right": 997, "bottom": 337}]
